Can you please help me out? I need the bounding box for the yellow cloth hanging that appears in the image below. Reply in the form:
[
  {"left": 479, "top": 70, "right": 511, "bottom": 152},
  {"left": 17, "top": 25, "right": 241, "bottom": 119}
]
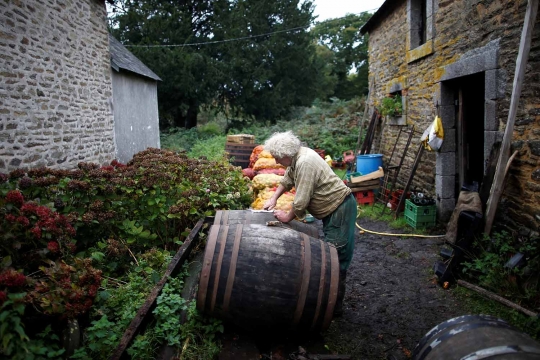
[{"left": 421, "top": 116, "right": 444, "bottom": 151}]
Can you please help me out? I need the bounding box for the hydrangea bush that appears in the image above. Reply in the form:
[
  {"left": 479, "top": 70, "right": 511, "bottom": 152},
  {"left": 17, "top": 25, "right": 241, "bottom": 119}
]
[{"left": 0, "top": 148, "right": 251, "bottom": 358}]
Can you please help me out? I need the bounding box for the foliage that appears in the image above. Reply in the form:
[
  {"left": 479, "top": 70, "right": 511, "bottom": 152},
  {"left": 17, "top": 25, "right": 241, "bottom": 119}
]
[
  {"left": 74, "top": 260, "right": 223, "bottom": 360},
  {"left": 234, "top": 98, "right": 364, "bottom": 159},
  {"left": 109, "top": 0, "right": 222, "bottom": 129},
  {"left": 0, "top": 292, "right": 65, "bottom": 360},
  {"left": 188, "top": 135, "right": 228, "bottom": 161},
  {"left": 1, "top": 148, "right": 250, "bottom": 358},
  {"left": 1, "top": 149, "right": 251, "bottom": 262},
  {"left": 379, "top": 94, "right": 403, "bottom": 117},
  {"left": 28, "top": 258, "right": 102, "bottom": 319},
  {"left": 110, "top": 0, "right": 325, "bottom": 126},
  {"left": 162, "top": 98, "right": 366, "bottom": 162},
  {"left": 311, "top": 13, "right": 372, "bottom": 99},
  {"left": 461, "top": 231, "right": 540, "bottom": 310},
  {"left": 214, "top": 0, "right": 324, "bottom": 122},
  {"left": 72, "top": 249, "right": 172, "bottom": 359},
  {"left": 153, "top": 264, "right": 223, "bottom": 359}
]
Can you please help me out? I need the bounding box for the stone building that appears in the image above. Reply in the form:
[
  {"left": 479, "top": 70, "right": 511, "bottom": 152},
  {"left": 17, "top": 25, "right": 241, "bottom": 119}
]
[
  {"left": 361, "top": 0, "right": 540, "bottom": 231},
  {"left": 0, "top": 0, "right": 161, "bottom": 171}
]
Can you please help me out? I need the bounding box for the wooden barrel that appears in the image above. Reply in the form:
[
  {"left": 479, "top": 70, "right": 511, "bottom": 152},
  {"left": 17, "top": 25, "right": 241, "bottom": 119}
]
[
  {"left": 225, "top": 143, "right": 257, "bottom": 168},
  {"left": 413, "top": 314, "right": 540, "bottom": 360},
  {"left": 214, "top": 210, "right": 320, "bottom": 239},
  {"left": 196, "top": 224, "right": 339, "bottom": 332}
]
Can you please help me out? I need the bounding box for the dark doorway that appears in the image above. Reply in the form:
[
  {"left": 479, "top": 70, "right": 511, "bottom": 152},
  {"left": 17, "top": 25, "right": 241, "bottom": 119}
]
[{"left": 456, "top": 72, "right": 485, "bottom": 191}]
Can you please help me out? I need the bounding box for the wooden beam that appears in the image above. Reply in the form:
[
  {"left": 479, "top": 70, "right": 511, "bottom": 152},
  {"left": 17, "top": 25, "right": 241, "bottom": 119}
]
[
  {"left": 457, "top": 280, "right": 538, "bottom": 318},
  {"left": 484, "top": 0, "right": 538, "bottom": 234},
  {"left": 350, "top": 167, "right": 384, "bottom": 184}
]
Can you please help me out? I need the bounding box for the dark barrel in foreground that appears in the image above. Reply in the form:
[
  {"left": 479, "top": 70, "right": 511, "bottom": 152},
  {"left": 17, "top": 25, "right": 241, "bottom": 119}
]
[
  {"left": 214, "top": 209, "right": 320, "bottom": 239},
  {"left": 413, "top": 314, "right": 540, "bottom": 360},
  {"left": 196, "top": 224, "right": 339, "bottom": 332}
]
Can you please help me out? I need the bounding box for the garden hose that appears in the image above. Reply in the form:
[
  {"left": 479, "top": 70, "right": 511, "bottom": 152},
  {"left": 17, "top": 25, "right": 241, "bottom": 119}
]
[{"left": 355, "top": 209, "right": 446, "bottom": 238}]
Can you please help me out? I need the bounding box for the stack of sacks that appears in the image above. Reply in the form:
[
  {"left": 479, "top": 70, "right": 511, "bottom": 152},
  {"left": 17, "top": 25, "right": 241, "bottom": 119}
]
[
  {"left": 251, "top": 185, "right": 295, "bottom": 211},
  {"left": 252, "top": 150, "right": 286, "bottom": 175},
  {"left": 239, "top": 145, "right": 295, "bottom": 211},
  {"left": 241, "top": 147, "right": 286, "bottom": 179}
]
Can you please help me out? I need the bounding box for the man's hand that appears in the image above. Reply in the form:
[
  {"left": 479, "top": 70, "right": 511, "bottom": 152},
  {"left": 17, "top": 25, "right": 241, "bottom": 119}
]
[
  {"left": 274, "top": 210, "right": 295, "bottom": 223},
  {"left": 263, "top": 198, "right": 277, "bottom": 211}
]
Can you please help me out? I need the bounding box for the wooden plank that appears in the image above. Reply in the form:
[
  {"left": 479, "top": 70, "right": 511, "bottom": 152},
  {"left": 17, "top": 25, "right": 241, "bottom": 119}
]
[
  {"left": 350, "top": 167, "right": 384, "bottom": 184},
  {"left": 347, "top": 180, "right": 380, "bottom": 189},
  {"left": 457, "top": 280, "right": 538, "bottom": 317},
  {"left": 110, "top": 219, "right": 205, "bottom": 360},
  {"left": 360, "top": 111, "right": 378, "bottom": 155},
  {"left": 479, "top": 141, "right": 501, "bottom": 207},
  {"left": 484, "top": 0, "right": 538, "bottom": 234},
  {"left": 349, "top": 185, "right": 380, "bottom": 193}
]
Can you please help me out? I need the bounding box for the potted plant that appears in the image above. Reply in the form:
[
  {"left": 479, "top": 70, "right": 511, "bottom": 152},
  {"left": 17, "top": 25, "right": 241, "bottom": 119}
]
[{"left": 379, "top": 94, "right": 405, "bottom": 125}]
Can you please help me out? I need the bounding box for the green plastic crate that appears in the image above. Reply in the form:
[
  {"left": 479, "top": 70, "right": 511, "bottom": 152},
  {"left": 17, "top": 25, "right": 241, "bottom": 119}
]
[
  {"left": 404, "top": 199, "right": 436, "bottom": 228},
  {"left": 405, "top": 213, "right": 436, "bottom": 229}
]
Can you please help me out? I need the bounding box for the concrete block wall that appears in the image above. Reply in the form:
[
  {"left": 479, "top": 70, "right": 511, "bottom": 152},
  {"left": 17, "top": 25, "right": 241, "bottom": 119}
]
[
  {"left": 366, "top": 0, "right": 540, "bottom": 230},
  {"left": 0, "top": 0, "right": 115, "bottom": 172}
]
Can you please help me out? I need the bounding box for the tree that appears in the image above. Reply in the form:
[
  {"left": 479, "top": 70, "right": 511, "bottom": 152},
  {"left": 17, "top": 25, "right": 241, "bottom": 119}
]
[
  {"left": 109, "top": 0, "right": 327, "bottom": 128},
  {"left": 213, "top": 0, "right": 324, "bottom": 122},
  {"left": 311, "top": 13, "right": 371, "bottom": 100},
  {"left": 109, "top": 0, "right": 224, "bottom": 129}
]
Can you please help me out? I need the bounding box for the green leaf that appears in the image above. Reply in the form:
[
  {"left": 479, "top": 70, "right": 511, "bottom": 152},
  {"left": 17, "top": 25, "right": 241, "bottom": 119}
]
[
  {"left": 1, "top": 256, "right": 12, "bottom": 268},
  {"left": 151, "top": 271, "right": 161, "bottom": 284},
  {"left": 99, "top": 291, "right": 111, "bottom": 301},
  {"left": 91, "top": 252, "right": 105, "bottom": 262}
]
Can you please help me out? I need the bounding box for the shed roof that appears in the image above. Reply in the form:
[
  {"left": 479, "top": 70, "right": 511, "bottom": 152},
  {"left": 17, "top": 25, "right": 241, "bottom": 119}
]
[
  {"left": 360, "top": 0, "right": 399, "bottom": 35},
  {"left": 109, "top": 34, "right": 161, "bottom": 81}
]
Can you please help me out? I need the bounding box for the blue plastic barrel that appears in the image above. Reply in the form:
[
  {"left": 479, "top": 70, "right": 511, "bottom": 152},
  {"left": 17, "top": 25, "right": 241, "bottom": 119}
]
[{"left": 356, "top": 154, "right": 383, "bottom": 175}]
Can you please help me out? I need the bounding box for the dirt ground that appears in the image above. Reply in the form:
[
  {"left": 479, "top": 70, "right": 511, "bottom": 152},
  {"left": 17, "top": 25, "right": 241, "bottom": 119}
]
[{"left": 219, "top": 216, "right": 468, "bottom": 360}]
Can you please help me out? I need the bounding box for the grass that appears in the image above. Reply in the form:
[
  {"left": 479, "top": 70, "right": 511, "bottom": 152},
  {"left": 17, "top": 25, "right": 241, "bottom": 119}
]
[
  {"left": 452, "top": 285, "right": 540, "bottom": 339},
  {"left": 357, "top": 203, "right": 408, "bottom": 229},
  {"left": 332, "top": 168, "right": 347, "bottom": 180}
]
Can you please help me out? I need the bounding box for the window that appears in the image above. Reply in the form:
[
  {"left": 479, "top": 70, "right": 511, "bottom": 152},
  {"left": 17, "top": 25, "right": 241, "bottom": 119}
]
[{"left": 410, "top": 0, "right": 428, "bottom": 49}]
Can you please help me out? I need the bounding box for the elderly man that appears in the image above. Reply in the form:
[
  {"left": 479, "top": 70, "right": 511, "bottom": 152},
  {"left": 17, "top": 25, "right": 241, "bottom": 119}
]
[{"left": 263, "top": 131, "right": 357, "bottom": 316}]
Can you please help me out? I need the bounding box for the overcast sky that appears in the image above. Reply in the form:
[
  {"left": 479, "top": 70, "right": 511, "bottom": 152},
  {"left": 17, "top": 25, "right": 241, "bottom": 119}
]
[{"left": 312, "top": 0, "right": 385, "bottom": 22}]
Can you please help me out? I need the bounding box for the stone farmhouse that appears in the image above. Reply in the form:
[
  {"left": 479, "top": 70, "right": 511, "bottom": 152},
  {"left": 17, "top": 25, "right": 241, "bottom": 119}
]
[
  {"left": 361, "top": 0, "right": 540, "bottom": 232},
  {"left": 0, "top": 0, "right": 160, "bottom": 171}
]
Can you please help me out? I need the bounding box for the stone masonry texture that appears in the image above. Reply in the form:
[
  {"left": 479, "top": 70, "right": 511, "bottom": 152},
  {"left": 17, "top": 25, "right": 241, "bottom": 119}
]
[
  {"left": 366, "top": 0, "right": 540, "bottom": 229},
  {"left": 0, "top": 0, "right": 115, "bottom": 172}
]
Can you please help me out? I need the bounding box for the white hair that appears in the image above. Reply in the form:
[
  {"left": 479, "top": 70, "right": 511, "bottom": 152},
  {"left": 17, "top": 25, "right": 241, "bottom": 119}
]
[{"left": 263, "top": 131, "right": 302, "bottom": 159}]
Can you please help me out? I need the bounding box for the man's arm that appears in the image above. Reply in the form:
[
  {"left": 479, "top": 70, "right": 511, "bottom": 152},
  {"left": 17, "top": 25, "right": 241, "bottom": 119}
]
[{"left": 263, "top": 184, "right": 287, "bottom": 210}]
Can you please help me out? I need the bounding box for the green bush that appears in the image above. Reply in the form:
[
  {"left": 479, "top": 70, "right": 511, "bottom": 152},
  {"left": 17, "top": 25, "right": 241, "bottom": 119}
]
[
  {"left": 188, "top": 135, "right": 228, "bottom": 161},
  {"left": 461, "top": 231, "right": 540, "bottom": 311}
]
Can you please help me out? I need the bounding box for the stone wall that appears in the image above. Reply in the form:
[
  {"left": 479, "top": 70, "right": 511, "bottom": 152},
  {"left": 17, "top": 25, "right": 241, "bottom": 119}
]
[
  {"left": 365, "top": 0, "right": 540, "bottom": 231},
  {"left": 0, "top": 0, "right": 115, "bottom": 172}
]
